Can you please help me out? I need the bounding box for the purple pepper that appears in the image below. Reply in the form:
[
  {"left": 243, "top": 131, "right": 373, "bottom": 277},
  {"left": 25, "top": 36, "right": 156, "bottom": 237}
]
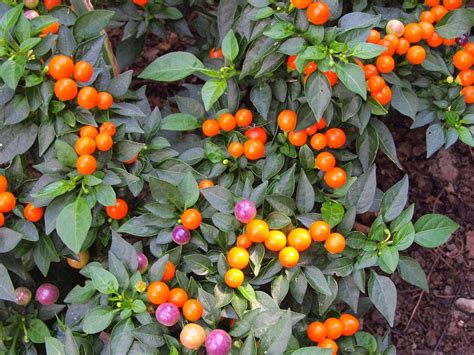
[
  {"left": 35, "top": 283, "right": 59, "bottom": 305},
  {"left": 172, "top": 225, "right": 191, "bottom": 245},
  {"left": 205, "top": 329, "right": 232, "bottom": 355}
]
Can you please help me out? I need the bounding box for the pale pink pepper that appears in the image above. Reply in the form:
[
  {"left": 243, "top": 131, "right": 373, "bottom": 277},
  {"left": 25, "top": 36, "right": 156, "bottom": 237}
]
[
  {"left": 386, "top": 19, "right": 405, "bottom": 37},
  {"left": 24, "top": 10, "right": 39, "bottom": 19},
  {"left": 234, "top": 199, "right": 256, "bottom": 223},
  {"left": 155, "top": 302, "right": 180, "bottom": 326},
  {"left": 15, "top": 287, "right": 32, "bottom": 306}
]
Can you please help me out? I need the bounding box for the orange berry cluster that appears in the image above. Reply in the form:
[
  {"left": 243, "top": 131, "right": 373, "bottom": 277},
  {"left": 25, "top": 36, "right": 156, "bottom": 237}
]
[
  {"left": 225, "top": 219, "right": 346, "bottom": 288},
  {"left": 454, "top": 44, "right": 474, "bottom": 104},
  {"left": 363, "top": 0, "right": 465, "bottom": 105},
  {"left": 287, "top": 57, "right": 339, "bottom": 86},
  {"left": 75, "top": 122, "right": 116, "bottom": 176},
  {"left": 309, "top": 220, "right": 346, "bottom": 254},
  {"left": 202, "top": 109, "right": 267, "bottom": 161},
  {"left": 307, "top": 314, "right": 360, "bottom": 354},
  {"left": 0, "top": 176, "right": 45, "bottom": 227},
  {"left": 291, "top": 0, "right": 331, "bottom": 25},
  {"left": 48, "top": 55, "right": 113, "bottom": 110},
  {"left": 277, "top": 110, "right": 348, "bottom": 189},
  {"left": 147, "top": 262, "right": 205, "bottom": 322}
]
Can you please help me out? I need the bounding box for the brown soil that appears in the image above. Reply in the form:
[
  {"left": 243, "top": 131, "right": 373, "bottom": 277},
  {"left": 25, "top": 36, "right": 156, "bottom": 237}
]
[
  {"left": 370, "top": 119, "right": 474, "bottom": 355},
  {"left": 112, "top": 28, "right": 474, "bottom": 355}
]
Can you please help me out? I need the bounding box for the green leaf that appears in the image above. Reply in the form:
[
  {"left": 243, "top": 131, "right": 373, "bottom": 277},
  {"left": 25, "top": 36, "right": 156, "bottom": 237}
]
[
  {"left": 82, "top": 306, "right": 116, "bottom": 334},
  {"left": 398, "top": 256, "right": 428, "bottom": 291},
  {"left": 161, "top": 113, "right": 200, "bottom": 131},
  {"left": 20, "top": 38, "right": 42, "bottom": 53},
  {"left": 222, "top": 30, "right": 239, "bottom": 62},
  {"left": 201, "top": 186, "right": 234, "bottom": 213},
  {"left": 368, "top": 271, "right": 396, "bottom": 326},
  {"left": 131, "top": 323, "right": 165, "bottom": 348},
  {"left": 305, "top": 71, "right": 331, "bottom": 120},
  {"left": 4, "top": 95, "right": 30, "bottom": 125},
  {"left": 266, "top": 212, "right": 291, "bottom": 229},
  {"left": 255, "top": 7, "right": 274, "bottom": 20},
  {"left": 29, "top": 319, "right": 50, "bottom": 343},
  {"left": 202, "top": 79, "right": 227, "bottom": 111},
  {"left": 73, "top": 10, "right": 114, "bottom": 41},
  {"left": 458, "top": 126, "right": 474, "bottom": 147},
  {"left": 263, "top": 153, "right": 285, "bottom": 181},
  {"left": 355, "top": 332, "right": 377, "bottom": 353},
  {"left": 426, "top": 123, "right": 444, "bottom": 158},
  {"left": 88, "top": 266, "right": 119, "bottom": 294},
  {"left": 321, "top": 201, "right": 345, "bottom": 228},
  {"left": 271, "top": 275, "right": 289, "bottom": 305},
  {"left": 178, "top": 172, "right": 199, "bottom": 209},
  {"left": 391, "top": 85, "right": 418, "bottom": 120},
  {"left": 64, "top": 328, "right": 79, "bottom": 355},
  {"left": 435, "top": 8, "right": 474, "bottom": 39},
  {"left": 55, "top": 140, "right": 77, "bottom": 168},
  {"left": 414, "top": 214, "right": 459, "bottom": 248},
  {"left": 0, "top": 56, "right": 26, "bottom": 90},
  {"left": 45, "top": 337, "right": 66, "bottom": 355},
  {"left": 369, "top": 118, "right": 402, "bottom": 169},
  {"left": 335, "top": 63, "right": 367, "bottom": 99},
  {"left": 250, "top": 243, "right": 265, "bottom": 276},
  {"left": 380, "top": 175, "right": 409, "bottom": 222},
  {"left": 240, "top": 331, "right": 258, "bottom": 355},
  {"left": 0, "top": 4, "right": 23, "bottom": 33},
  {"left": 351, "top": 43, "right": 386, "bottom": 59},
  {"left": 337, "top": 276, "right": 360, "bottom": 313},
  {"left": 64, "top": 281, "right": 96, "bottom": 303},
  {"left": 149, "top": 254, "right": 169, "bottom": 281},
  {"left": 367, "top": 97, "right": 388, "bottom": 115},
  {"left": 139, "top": 52, "right": 204, "bottom": 82},
  {"left": 110, "top": 319, "right": 134, "bottom": 354},
  {"left": 296, "top": 170, "right": 314, "bottom": 214},
  {"left": 304, "top": 266, "right": 332, "bottom": 295},
  {"left": 56, "top": 197, "right": 92, "bottom": 254},
  {"left": 0, "top": 264, "right": 16, "bottom": 302},
  {"left": 95, "top": 184, "right": 116, "bottom": 207},
  {"left": 263, "top": 22, "right": 295, "bottom": 39},
  {"left": 298, "top": 145, "right": 314, "bottom": 170},
  {"left": 379, "top": 246, "right": 399, "bottom": 274},
  {"left": 394, "top": 222, "right": 415, "bottom": 251},
  {"left": 0, "top": 122, "right": 38, "bottom": 164},
  {"left": 259, "top": 310, "right": 292, "bottom": 354},
  {"left": 34, "top": 180, "right": 75, "bottom": 199},
  {"left": 345, "top": 164, "right": 377, "bottom": 214},
  {"left": 149, "top": 177, "right": 182, "bottom": 209},
  {"left": 390, "top": 204, "right": 414, "bottom": 233}
]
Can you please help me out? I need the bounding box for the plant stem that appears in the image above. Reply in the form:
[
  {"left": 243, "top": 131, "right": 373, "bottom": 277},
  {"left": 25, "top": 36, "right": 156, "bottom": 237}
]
[{"left": 81, "top": 0, "right": 120, "bottom": 77}]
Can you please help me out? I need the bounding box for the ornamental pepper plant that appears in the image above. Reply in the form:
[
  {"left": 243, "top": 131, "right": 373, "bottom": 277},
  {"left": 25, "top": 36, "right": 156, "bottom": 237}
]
[{"left": 0, "top": 0, "right": 470, "bottom": 354}]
